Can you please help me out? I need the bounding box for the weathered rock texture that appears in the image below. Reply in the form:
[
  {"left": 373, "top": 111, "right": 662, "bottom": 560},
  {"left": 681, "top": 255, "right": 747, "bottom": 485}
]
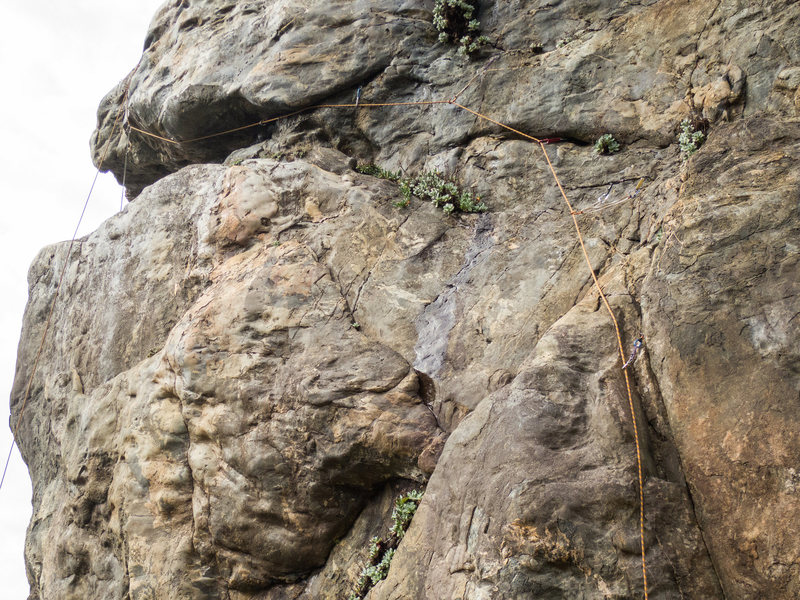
[{"left": 12, "top": 1, "right": 800, "bottom": 599}]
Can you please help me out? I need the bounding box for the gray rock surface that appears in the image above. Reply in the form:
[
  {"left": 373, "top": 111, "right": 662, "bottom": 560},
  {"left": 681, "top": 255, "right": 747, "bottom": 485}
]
[{"left": 12, "top": 0, "right": 800, "bottom": 599}]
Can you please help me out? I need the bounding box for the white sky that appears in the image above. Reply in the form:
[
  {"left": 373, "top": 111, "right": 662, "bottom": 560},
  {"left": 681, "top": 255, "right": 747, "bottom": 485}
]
[{"left": 0, "top": 1, "right": 166, "bottom": 596}]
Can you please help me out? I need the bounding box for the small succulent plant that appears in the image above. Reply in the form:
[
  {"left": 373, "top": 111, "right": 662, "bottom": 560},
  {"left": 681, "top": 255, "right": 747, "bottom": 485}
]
[
  {"left": 347, "top": 491, "right": 424, "bottom": 599},
  {"left": 433, "top": 0, "right": 489, "bottom": 56},
  {"left": 594, "top": 134, "right": 621, "bottom": 155},
  {"left": 678, "top": 119, "right": 705, "bottom": 159},
  {"left": 357, "top": 164, "right": 487, "bottom": 214},
  {"left": 402, "top": 171, "right": 487, "bottom": 214}
]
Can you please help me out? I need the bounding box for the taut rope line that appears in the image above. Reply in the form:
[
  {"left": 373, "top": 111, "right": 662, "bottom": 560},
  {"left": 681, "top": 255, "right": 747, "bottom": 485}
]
[{"left": 1, "top": 107, "right": 126, "bottom": 492}]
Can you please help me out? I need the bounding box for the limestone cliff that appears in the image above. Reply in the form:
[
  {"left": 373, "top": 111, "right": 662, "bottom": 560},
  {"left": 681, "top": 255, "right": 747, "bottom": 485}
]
[{"left": 11, "top": 1, "right": 800, "bottom": 599}]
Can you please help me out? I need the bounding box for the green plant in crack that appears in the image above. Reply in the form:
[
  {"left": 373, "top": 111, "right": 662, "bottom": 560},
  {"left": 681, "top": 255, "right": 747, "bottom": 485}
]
[
  {"left": 433, "top": 0, "right": 489, "bottom": 56},
  {"left": 404, "top": 171, "right": 487, "bottom": 214},
  {"left": 594, "top": 134, "right": 620, "bottom": 155},
  {"left": 367, "top": 536, "right": 382, "bottom": 561},
  {"left": 363, "top": 549, "right": 395, "bottom": 585},
  {"left": 390, "top": 489, "right": 424, "bottom": 538},
  {"left": 355, "top": 163, "right": 402, "bottom": 181},
  {"left": 357, "top": 164, "right": 487, "bottom": 214},
  {"left": 397, "top": 179, "right": 414, "bottom": 209},
  {"left": 347, "top": 491, "right": 424, "bottom": 600},
  {"left": 678, "top": 119, "right": 705, "bottom": 160}
]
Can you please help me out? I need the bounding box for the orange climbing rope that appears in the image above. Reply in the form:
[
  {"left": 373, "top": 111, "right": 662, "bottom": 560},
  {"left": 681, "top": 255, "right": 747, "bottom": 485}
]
[
  {"left": 539, "top": 144, "right": 649, "bottom": 599},
  {"left": 449, "top": 99, "right": 649, "bottom": 598},
  {"left": 7, "top": 79, "right": 649, "bottom": 600},
  {"left": 128, "top": 100, "right": 453, "bottom": 145}
]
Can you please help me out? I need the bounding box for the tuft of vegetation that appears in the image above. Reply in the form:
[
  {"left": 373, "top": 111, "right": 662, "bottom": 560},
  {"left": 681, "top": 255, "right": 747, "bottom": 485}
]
[
  {"left": 594, "top": 134, "right": 621, "bottom": 155},
  {"left": 367, "top": 536, "right": 382, "bottom": 561},
  {"left": 363, "top": 549, "right": 394, "bottom": 585},
  {"left": 355, "top": 163, "right": 402, "bottom": 181},
  {"left": 433, "top": 0, "right": 490, "bottom": 56},
  {"left": 678, "top": 119, "right": 705, "bottom": 160},
  {"left": 401, "top": 171, "right": 487, "bottom": 214},
  {"left": 347, "top": 491, "right": 424, "bottom": 600},
  {"left": 357, "top": 164, "right": 487, "bottom": 214},
  {"left": 390, "top": 489, "right": 424, "bottom": 538}
]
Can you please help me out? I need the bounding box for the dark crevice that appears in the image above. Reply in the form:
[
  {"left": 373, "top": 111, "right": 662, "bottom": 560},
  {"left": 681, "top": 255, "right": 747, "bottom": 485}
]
[
  {"left": 414, "top": 369, "right": 444, "bottom": 431},
  {"left": 461, "top": 127, "right": 591, "bottom": 149}
]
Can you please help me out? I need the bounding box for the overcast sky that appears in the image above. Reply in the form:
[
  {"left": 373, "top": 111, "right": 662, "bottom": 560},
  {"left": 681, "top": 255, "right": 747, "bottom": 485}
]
[{"left": 1, "top": 1, "right": 166, "bottom": 596}]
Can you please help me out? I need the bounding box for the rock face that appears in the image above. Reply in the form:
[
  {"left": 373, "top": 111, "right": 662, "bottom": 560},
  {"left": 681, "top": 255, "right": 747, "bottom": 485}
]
[{"left": 12, "top": 1, "right": 800, "bottom": 599}]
